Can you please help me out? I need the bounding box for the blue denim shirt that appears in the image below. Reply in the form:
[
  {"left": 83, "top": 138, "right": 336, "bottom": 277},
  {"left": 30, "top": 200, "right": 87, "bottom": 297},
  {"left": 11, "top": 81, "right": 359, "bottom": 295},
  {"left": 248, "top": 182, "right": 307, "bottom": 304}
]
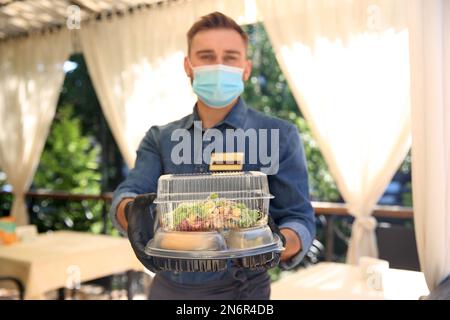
[{"left": 111, "top": 98, "right": 315, "bottom": 285}]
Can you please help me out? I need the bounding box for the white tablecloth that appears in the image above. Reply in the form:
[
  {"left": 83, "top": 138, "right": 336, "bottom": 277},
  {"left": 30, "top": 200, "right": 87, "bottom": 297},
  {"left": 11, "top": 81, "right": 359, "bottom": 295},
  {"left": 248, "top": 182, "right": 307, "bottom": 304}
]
[
  {"left": 271, "top": 262, "right": 429, "bottom": 300},
  {"left": 0, "top": 231, "right": 143, "bottom": 299}
]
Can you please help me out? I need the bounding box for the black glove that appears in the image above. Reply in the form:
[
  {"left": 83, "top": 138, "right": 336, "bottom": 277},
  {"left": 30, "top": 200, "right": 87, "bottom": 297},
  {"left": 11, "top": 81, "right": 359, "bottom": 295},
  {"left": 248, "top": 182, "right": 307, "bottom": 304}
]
[
  {"left": 125, "top": 193, "right": 158, "bottom": 272},
  {"left": 267, "top": 215, "right": 286, "bottom": 247}
]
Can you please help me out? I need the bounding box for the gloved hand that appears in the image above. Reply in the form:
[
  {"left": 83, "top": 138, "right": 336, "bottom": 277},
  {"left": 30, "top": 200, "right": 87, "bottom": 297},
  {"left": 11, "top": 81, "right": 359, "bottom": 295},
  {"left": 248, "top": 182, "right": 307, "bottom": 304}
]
[
  {"left": 267, "top": 215, "right": 286, "bottom": 247},
  {"left": 125, "top": 193, "right": 159, "bottom": 272}
]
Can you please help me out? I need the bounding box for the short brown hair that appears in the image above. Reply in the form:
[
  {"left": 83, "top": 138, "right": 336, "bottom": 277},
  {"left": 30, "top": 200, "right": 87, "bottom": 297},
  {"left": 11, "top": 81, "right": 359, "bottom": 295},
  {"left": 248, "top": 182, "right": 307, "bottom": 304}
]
[{"left": 187, "top": 11, "right": 248, "bottom": 54}]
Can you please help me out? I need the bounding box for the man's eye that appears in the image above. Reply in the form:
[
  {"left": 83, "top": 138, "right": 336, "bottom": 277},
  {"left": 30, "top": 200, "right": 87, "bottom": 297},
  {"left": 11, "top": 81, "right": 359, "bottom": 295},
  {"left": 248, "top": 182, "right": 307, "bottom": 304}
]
[{"left": 200, "top": 56, "right": 214, "bottom": 60}]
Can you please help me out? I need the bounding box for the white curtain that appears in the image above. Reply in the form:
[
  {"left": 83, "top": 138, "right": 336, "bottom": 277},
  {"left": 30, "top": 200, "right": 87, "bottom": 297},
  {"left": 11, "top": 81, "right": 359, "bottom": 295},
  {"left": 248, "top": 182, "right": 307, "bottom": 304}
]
[
  {"left": 79, "top": 4, "right": 195, "bottom": 168},
  {"left": 0, "top": 30, "right": 71, "bottom": 225},
  {"left": 408, "top": 0, "right": 450, "bottom": 290},
  {"left": 79, "top": 0, "right": 258, "bottom": 168},
  {"left": 257, "top": 0, "right": 412, "bottom": 263}
]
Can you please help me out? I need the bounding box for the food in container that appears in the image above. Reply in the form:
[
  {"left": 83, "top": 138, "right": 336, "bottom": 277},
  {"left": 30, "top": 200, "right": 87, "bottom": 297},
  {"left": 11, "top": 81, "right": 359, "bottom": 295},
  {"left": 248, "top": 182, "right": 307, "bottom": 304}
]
[
  {"left": 226, "top": 226, "right": 275, "bottom": 249},
  {"left": 152, "top": 230, "right": 227, "bottom": 251},
  {"left": 145, "top": 171, "right": 284, "bottom": 272},
  {"left": 160, "top": 193, "right": 267, "bottom": 231}
]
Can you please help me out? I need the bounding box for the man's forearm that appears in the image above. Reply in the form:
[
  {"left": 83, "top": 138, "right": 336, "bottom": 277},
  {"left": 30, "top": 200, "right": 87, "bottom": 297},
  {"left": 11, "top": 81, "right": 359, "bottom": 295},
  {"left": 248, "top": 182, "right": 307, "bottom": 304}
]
[
  {"left": 116, "top": 198, "right": 134, "bottom": 231},
  {"left": 279, "top": 228, "right": 302, "bottom": 262}
]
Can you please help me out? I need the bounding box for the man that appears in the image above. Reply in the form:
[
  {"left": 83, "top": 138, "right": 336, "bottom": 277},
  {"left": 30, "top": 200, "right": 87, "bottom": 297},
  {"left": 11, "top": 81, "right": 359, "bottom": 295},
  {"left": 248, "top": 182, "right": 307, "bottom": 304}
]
[{"left": 111, "top": 11, "right": 315, "bottom": 300}]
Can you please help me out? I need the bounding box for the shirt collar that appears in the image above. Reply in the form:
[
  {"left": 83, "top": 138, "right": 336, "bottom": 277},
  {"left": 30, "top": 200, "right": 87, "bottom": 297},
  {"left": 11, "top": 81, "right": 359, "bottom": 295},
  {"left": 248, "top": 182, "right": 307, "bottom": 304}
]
[{"left": 182, "top": 97, "right": 248, "bottom": 130}]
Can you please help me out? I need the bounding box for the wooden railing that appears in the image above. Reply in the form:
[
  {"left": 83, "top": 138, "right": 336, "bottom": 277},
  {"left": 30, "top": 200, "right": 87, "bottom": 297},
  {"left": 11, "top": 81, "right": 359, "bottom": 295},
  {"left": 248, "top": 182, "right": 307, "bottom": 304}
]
[
  {"left": 312, "top": 201, "right": 413, "bottom": 219},
  {"left": 1, "top": 190, "right": 114, "bottom": 201},
  {"left": 1, "top": 190, "right": 413, "bottom": 217},
  {"left": 0, "top": 190, "right": 114, "bottom": 234},
  {"left": 311, "top": 201, "right": 413, "bottom": 260}
]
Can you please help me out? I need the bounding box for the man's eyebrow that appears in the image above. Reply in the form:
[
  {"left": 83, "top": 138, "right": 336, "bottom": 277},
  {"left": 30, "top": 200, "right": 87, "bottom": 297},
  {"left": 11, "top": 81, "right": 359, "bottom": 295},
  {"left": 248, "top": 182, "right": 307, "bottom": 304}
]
[
  {"left": 224, "top": 50, "right": 241, "bottom": 55},
  {"left": 194, "top": 49, "right": 242, "bottom": 56},
  {"left": 195, "top": 50, "right": 215, "bottom": 55}
]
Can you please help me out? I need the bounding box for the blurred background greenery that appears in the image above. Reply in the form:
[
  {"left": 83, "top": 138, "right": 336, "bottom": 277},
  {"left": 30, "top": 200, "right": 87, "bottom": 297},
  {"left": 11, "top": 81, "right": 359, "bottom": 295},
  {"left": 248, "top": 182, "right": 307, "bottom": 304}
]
[{"left": 31, "top": 105, "right": 105, "bottom": 233}]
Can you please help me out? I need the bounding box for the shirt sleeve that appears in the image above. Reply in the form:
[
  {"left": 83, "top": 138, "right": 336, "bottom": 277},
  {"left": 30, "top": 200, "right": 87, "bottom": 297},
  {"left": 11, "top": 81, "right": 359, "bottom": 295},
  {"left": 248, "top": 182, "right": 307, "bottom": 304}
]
[
  {"left": 110, "top": 127, "right": 163, "bottom": 236},
  {"left": 268, "top": 124, "right": 316, "bottom": 270}
]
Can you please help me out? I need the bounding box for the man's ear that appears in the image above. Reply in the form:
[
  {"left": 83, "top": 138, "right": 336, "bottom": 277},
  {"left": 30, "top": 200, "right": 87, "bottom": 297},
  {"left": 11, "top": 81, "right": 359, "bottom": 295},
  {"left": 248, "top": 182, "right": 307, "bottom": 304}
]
[
  {"left": 184, "top": 56, "right": 192, "bottom": 79},
  {"left": 243, "top": 59, "right": 252, "bottom": 81}
]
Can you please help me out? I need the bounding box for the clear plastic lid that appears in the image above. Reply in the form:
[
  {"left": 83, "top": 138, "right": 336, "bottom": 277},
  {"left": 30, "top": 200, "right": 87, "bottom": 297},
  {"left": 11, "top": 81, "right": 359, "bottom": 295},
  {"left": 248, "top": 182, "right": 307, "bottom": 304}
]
[
  {"left": 156, "top": 171, "right": 271, "bottom": 196},
  {"left": 155, "top": 171, "right": 273, "bottom": 231}
]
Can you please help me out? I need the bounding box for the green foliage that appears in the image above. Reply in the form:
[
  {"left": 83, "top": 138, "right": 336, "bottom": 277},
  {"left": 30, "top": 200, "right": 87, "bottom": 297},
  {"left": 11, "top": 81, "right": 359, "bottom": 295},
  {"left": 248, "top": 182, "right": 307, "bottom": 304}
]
[
  {"left": 243, "top": 24, "right": 299, "bottom": 122},
  {"left": 31, "top": 105, "right": 109, "bottom": 234},
  {"left": 34, "top": 105, "right": 101, "bottom": 193},
  {"left": 402, "top": 182, "right": 413, "bottom": 207},
  {"left": 0, "top": 172, "right": 12, "bottom": 217},
  {"left": 267, "top": 266, "right": 283, "bottom": 282},
  {"left": 58, "top": 55, "right": 103, "bottom": 137},
  {"left": 242, "top": 23, "right": 341, "bottom": 202},
  {"left": 59, "top": 54, "right": 124, "bottom": 191},
  {"left": 294, "top": 118, "right": 341, "bottom": 202},
  {"left": 400, "top": 151, "right": 413, "bottom": 207}
]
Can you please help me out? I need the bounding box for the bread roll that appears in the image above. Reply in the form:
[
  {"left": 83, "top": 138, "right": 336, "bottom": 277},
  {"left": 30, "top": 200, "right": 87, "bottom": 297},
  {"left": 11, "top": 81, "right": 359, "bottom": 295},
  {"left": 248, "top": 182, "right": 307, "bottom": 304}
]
[{"left": 159, "top": 232, "right": 222, "bottom": 251}]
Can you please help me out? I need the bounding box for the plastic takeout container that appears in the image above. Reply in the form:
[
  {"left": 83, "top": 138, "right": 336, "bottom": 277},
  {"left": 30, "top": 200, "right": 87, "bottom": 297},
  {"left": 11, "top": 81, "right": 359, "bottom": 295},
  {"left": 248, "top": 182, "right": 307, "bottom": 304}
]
[{"left": 145, "top": 171, "right": 284, "bottom": 272}]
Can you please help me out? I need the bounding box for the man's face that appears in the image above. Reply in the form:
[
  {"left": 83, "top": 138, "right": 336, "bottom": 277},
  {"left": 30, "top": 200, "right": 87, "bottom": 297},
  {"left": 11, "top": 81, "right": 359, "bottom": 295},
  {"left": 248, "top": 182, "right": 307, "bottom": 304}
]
[{"left": 184, "top": 28, "right": 252, "bottom": 82}]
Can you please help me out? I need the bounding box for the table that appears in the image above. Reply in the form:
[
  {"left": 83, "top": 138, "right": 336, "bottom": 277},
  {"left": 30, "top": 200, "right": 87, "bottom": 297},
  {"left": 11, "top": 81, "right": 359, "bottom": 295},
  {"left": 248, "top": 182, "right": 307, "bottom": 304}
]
[
  {"left": 0, "top": 231, "right": 143, "bottom": 299},
  {"left": 271, "top": 262, "right": 429, "bottom": 300}
]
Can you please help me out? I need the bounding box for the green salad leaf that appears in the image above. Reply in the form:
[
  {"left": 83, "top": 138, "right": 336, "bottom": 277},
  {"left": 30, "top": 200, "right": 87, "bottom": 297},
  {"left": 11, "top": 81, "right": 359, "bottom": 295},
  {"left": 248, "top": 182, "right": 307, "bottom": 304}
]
[{"left": 165, "top": 193, "right": 264, "bottom": 230}]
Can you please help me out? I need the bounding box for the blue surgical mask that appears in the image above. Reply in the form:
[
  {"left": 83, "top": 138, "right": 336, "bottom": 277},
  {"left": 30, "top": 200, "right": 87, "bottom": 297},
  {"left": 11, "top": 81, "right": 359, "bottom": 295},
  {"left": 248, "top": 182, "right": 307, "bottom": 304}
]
[{"left": 189, "top": 61, "right": 244, "bottom": 108}]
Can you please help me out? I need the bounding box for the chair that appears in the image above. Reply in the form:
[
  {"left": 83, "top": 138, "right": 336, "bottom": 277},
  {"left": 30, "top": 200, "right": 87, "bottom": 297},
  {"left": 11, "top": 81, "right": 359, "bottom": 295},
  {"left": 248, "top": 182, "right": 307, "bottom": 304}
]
[
  {"left": 376, "top": 223, "right": 420, "bottom": 271},
  {"left": 0, "top": 224, "right": 36, "bottom": 299},
  {"left": 0, "top": 277, "right": 24, "bottom": 300},
  {"left": 425, "top": 276, "right": 450, "bottom": 300}
]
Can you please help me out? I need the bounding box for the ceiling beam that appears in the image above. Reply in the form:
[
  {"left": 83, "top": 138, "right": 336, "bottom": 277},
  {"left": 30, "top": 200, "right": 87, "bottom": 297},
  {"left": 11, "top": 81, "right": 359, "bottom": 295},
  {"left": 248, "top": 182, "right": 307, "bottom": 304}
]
[
  {"left": 0, "top": 0, "right": 24, "bottom": 8},
  {"left": 69, "top": 0, "right": 101, "bottom": 14}
]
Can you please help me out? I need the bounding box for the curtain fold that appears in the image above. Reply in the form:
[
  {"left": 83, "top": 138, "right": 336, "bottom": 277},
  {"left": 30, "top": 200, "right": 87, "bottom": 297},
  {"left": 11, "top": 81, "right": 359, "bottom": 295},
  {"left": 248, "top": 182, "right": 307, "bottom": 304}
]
[
  {"left": 408, "top": 0, "right": 450, "bottom": 290},
  {"left": 256, "top": 0, "right": 412, "bottom": 263},
  {"left": 0, "top": 30, "right": 71, "bottom": 225}
]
